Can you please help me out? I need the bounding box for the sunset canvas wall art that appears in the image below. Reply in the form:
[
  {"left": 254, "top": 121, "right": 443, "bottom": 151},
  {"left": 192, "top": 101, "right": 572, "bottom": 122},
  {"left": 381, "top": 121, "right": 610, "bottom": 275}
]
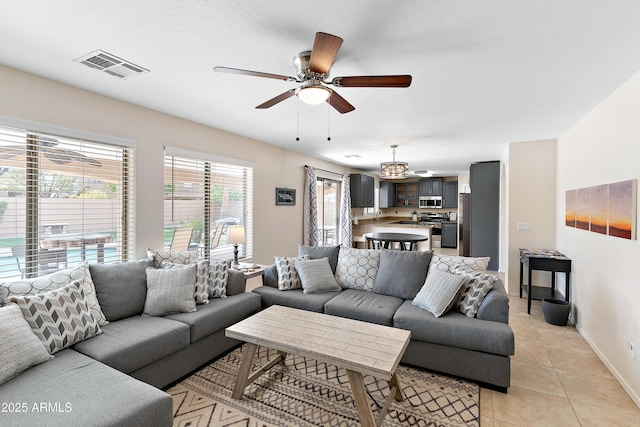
[
  {"left": 608, "top": 179, "right": 637, "bottom": 240},
  {"left": 589, "top": 184, "right": 608, "bottom": 235},
  {"left": 575, "top": 187, "right": 590, "bottom": 230},
  {"left": 565, "top": 190, "right": 576, "bottom": 227}
]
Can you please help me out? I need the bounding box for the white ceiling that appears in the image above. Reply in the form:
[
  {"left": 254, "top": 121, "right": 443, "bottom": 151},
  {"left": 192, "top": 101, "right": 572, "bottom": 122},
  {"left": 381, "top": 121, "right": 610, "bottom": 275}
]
[{"left": 2, "top": 1, "right": 640, "bottom": 176}]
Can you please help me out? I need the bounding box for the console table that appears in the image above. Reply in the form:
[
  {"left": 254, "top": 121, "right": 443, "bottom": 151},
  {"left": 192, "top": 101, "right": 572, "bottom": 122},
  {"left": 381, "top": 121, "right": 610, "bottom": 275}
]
[{"left": 519, "top": 249, "right": 571, "bottom": 314}]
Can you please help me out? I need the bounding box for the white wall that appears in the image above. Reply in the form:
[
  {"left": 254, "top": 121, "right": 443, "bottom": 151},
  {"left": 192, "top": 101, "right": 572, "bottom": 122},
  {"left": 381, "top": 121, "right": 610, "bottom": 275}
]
[
  {"left": 557, "top": 70, "right": 640, "bottom": 405},
  {"left": 504, "top": 140, "right": 557, "bottom": 293},
  {"left": 0, "top": 65, "right": 352, "bottom": 264}
]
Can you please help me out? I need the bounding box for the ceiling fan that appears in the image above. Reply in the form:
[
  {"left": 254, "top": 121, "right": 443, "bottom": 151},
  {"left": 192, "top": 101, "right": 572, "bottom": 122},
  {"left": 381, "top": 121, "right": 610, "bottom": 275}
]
[{"left": 214, "top": 32, "right": 412, "bottom": 114}]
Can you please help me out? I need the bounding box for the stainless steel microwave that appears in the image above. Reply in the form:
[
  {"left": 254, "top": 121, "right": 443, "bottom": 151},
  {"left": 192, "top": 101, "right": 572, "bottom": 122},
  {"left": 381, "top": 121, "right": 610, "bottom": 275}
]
[{"left": 419, "top": 195, "right": 442, "bottom": 209}]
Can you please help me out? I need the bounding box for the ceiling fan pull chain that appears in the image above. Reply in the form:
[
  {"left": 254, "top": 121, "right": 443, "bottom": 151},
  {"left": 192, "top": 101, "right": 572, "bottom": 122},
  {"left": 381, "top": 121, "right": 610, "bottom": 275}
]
[
  {"left": 295, "top": 98, "right": 300, "bottom": 141},
  {"left": 327, "top": 104, "right": 331, "bottom": 141}
]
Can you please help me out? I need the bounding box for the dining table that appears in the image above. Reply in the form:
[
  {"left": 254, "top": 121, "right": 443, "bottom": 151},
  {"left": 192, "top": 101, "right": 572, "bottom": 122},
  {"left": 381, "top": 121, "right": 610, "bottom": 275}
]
[
  {"left": 40, "top": 233, "right": 114, "bottom": 263},
  {"left": 365, "top": 232, "right": 428, "bottom": 251}
]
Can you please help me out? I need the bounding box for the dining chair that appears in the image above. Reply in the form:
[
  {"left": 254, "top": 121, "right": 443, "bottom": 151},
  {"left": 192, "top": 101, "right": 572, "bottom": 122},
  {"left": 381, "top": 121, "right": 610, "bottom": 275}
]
[{"left": 169, "top": 227, "right": 194, "bottom": 251}]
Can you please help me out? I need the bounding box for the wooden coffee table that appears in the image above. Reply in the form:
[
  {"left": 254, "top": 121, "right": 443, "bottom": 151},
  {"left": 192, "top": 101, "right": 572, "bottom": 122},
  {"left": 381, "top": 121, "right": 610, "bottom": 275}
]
[{"left": 226, "top": 305, "right": 411, "bottom": 427}]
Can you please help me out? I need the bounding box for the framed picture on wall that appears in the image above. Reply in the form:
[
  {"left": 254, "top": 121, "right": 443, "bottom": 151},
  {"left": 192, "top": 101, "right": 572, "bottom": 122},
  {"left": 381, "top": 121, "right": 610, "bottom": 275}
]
[{"left": 275, "top": 188, "right": 296, "bottom": 205}]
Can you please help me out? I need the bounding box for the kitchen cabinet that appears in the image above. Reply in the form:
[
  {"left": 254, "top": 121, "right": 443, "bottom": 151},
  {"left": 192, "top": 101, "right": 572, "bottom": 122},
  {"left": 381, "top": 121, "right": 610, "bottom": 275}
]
[
  {"left": 379, "top": 181, "right": 395, "bottom": 208},
  {"left": 350, "top": 174, "right": 375, "bottom": 208},
  {"left": 395, "top": 182, "right": 418, "bottom": 207},
  {"left": 441, "top": 222, "right": 458, "bottom": 248},
  {"left": 442, "top": 181, "right": 458, "bottom": 208},
  {"left": 419, "top": 178, "right": 443, "bottom": 196}
]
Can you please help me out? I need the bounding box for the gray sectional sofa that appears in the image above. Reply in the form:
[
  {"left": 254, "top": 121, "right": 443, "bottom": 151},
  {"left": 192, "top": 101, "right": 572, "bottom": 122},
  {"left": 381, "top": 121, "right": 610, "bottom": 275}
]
[
  {"left": 253, "top": 246, "right": 515, "bottom": 391},
  {"left": 0, "top": 258, "right": 262, "bottom": 427}
]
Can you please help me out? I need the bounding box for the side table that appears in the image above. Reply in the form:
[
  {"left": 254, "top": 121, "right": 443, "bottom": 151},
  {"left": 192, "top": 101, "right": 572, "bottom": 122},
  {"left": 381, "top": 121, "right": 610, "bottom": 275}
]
[{"left": 519, "top": 249, "right": 571, "bottom": 314}]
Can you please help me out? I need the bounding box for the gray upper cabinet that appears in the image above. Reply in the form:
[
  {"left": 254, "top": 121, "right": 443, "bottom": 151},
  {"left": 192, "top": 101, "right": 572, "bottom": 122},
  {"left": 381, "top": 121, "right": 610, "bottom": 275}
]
[
  {"left": 442, "top": 181, "right": 458, "bottom": 208},
  {"left": 379, "top": 181, "right": 395, "bottom": 208},
  {"left": 419, "top": 178, "right": 443, "bottom": 196},
  {"left": 350, "top": 174, "right": 375, "bottom": 208},
  {"left": 395, "top": 182, "right": 419, "bottom": 207}
]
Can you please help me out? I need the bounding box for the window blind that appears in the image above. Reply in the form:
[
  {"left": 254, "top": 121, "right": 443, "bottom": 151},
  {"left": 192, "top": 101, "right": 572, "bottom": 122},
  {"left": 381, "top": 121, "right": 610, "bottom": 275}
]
[
  {"left": 0, "top": 124, "right": 135, "bottom": 280},
  {"left": 164, "top": 149, "right": 253, "bottom": 262}
]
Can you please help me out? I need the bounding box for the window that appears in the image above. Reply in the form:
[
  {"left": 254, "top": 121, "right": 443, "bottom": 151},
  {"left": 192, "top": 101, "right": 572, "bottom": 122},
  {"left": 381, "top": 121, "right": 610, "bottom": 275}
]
[
  {"left": 0, "top": 123, "right": 135, "bottom": 280},
  {"left": 316, "top": 177, "right": 340, "bottom": 246},
  {"left": 164, "top": 148, "right": 253, "bottom": 261}
]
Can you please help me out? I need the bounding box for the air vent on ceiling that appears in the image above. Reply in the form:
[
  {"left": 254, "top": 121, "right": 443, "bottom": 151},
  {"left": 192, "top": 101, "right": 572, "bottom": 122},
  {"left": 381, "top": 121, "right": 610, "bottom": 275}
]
[{"left": 73, "top": 50, "right": 149, "bottom": 79}]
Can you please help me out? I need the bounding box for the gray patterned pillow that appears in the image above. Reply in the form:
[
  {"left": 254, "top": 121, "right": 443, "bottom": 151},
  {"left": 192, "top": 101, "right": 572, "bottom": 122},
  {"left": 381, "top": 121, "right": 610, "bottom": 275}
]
[
  {"left": 162, "top": 260, "right": 210, "bottom": 304},
  {"left": 147, "top": 248, "right": 198, "bottom": 269},
  {"left": 334, "top": 248, "right": 380, "bottom": 291},
  {"left": 8, "top": 281, "right": 102, "bottom": 354},
  {"left": 0, "top": 303, "right": 52, "bottom": 386},
  {"left": 275, "top": 256, "right": 309, "bottom": 290},
  {"left": 209, "top": 260, "right": 228, "bottom": 298},
  {"left": 143, "top": 265, "right": 197, "bottom": 316},
  {"left": 428, "top": 254, "right": 490, "bottom": 274},
  {"left": 0, "top": 262, "right": 108, "bottom": 326},
  {"left": 451, "top": 266, "right": 497, "bottom": 317},
  {"left": 412, "top": 269, "right": 467, "bottom": 317}
]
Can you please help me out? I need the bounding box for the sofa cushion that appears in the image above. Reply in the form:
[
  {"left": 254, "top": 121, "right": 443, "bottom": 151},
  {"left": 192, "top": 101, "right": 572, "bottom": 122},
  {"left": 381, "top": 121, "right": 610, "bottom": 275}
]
[
  {"left": 90, "top": 258, "right": 153, "bottom": 321},
  {"left": 143, "top": 265, "right": 197, "bottom": 317},
  {"left": 373, "top": 249, "right": 432, "bottom": 300},
  {"left": 72, "top": 315, "right": 190, "bottom": 374},
  {"left": 294, "top": 257, "right": 342, "bottom": 294},
  {"left": 0, "top": 303, "right": 52, "bottom": 386},
  {"left": 335, "top": 248, "right": 380, "bottom": 291},
  {"left": 252, "top": 286, "right": 340, "bottom": 313},
  {"left": 2, "top": 261, "right": 108, "bottom": 326},
  {"left": 452, "top": 266, "right": 497, "bottom": 318},
  {"left": 428, "top": 254, "right": 490, "bottom": 274},
  {"left": 298, "top": 245, "right": 341, "bottom": 274},
  {"left": 165, "top": 292, "right": 262, "bottom": 343},
  {"left": 0, "top": 349, "right": 172, "bottom": 427},
  {"left": 412, "top": 269, "right": 467, "bottom": 317},
  {"left": 9, "top": 281, "right": 102, "bottom": 354},
  {"left": 323, "top": 288, "right": 404, "bottom": 326},
  {"left": 393, "top": 300, "right": 514, "bottom": 356}
]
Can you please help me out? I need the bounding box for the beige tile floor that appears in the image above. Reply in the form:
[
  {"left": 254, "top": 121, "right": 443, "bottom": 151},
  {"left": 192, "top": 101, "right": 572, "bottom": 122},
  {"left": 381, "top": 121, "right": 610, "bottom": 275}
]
[{"left": 481, "top": 296, "right": 640, "bottom": 426}]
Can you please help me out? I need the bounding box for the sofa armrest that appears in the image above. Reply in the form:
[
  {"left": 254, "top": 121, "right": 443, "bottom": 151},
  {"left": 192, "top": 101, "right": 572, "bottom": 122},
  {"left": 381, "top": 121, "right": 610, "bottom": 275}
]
[
  {"left": 226, "top": 269, "right": 247, "bottom": 296},
  {"left": 476, "top": 278, "right": 509, "bottom": 324},
  {"left": 263, "top": 264, "right": 279, "bottom": 288}
]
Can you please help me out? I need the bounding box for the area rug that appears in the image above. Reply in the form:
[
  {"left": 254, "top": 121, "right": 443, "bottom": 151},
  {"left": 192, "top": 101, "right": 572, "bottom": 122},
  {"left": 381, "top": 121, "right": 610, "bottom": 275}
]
[{"left": 167, "top": 345, "right": 479, "bottom": 427}]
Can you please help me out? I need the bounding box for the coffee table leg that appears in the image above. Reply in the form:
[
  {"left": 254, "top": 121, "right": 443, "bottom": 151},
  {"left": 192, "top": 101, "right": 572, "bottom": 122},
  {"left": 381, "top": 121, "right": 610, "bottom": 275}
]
[
  {"left": 388, "top": 372, "right": 404, "bottom": 402},
  {"left": 232, "top": 343, "right": 258, "bottom": 399},
  {"left": 347, "top": 369, "right": 376, "bottom": 427}
]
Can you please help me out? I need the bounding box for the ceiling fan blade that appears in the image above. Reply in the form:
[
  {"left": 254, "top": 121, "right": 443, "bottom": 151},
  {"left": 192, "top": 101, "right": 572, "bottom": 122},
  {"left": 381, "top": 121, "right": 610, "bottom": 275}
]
[
  {"left": 309, "top": 32, "right": 343, "bottom": 75},
  {"left": 256, "top": 89, "right": 296, "bottom": 109},
  {"left": 331, "top": 75, "right": 412, "bottom": 88},
  {"left": 326, "top": 90, "right": 355, "bottom": 114},
  {"left": 214, "top": 66, "right": 297, "bottom": 82}
]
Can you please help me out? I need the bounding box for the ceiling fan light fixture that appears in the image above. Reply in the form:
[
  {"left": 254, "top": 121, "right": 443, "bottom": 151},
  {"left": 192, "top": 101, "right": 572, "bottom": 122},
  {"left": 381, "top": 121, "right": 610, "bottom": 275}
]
[
  {"left": 296, "top": 84, "right": 332, "bottom": 105},
  {"left": 380, "top": 145, "right": 409, "bottom": 179}
]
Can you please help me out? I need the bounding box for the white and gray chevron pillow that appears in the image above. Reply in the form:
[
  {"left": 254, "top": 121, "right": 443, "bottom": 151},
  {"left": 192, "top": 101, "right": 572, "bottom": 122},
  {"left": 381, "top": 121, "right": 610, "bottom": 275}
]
[
  {"left": 452, "top": 266, "right": 497, "bottom": 317},
  {"left": 274, "top": 256, "right": 309, "bottom": 291}
]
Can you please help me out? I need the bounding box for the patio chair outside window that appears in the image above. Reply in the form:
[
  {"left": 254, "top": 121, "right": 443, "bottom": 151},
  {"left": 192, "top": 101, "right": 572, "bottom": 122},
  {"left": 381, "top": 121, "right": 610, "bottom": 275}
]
[{"left": 169, "top": 227, "right": 193, "bottom": 251}]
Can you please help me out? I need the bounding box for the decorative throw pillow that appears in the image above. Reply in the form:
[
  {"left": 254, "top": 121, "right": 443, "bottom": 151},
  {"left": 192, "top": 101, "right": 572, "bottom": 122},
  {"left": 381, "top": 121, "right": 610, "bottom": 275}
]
[
  {"left": 274, "top": 256, "right": 309, "bottom": 291},
  {"left": 373, "top": 249, "right": 432, "bottom": 300},
  {"left": 8, "top": 281, "right": 102, "bottom": 354},
  {"left": 294, "top": 258, "right": 342, "bottom": 294},
  {"left": 334, "top": 248, "right": 380, "bottom": 292},
  {"left": 209, "top": 260, "right": 228, "bottom": 298},
  {"left": 0, "top": 304, "right": 53, "bottom": 386},
  {"left": 143, "top": 265, "right": 197, "bottom": 316},
  {"left": 147, "top": 248, "right": 198, "bottom": 269},
  {"left": 0, "top": 262, "right": 108, "bottom": 326},
  {"left": 298, "top": 245, "right": 341, "bottom": 274},
  {"left": 412, "top": 270, "right": 468, "bottom": 317},
  {"left": 162, "top": 259, "right": 210, "bottom": 304},
  {"left": 428, "top": 254, "right": 490, "bottom": 274},
  {"left": 452, "top": 266, "right": 497, "bottom": 317}
]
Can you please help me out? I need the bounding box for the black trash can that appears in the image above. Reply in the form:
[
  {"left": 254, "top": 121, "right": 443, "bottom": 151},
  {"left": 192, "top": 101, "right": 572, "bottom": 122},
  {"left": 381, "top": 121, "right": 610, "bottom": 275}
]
[{"left": 542, "top": 299, "right": 570, "bottom": 326}]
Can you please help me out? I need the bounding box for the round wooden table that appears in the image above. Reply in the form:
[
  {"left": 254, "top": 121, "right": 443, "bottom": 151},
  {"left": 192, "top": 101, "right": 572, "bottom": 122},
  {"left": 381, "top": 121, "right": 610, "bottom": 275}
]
[{"left": 365, "top": 232, "right": 428, "bottom": 251}]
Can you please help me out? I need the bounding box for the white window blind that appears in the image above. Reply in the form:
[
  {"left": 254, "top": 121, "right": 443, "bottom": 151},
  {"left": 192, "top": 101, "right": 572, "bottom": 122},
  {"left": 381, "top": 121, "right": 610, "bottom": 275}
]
[
  {"left": 164, "top": 149, "right": 253, "bottom": 261},
  {"left": 0, "top": 124, "right": 135, "bottom": 280}
]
